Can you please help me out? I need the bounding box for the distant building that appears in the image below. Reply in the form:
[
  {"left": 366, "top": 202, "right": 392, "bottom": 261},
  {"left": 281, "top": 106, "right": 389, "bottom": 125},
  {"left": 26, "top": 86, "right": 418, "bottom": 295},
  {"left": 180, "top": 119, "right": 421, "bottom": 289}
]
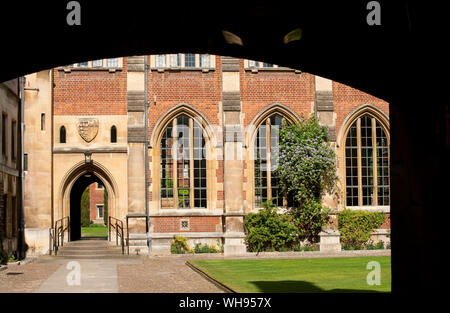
[{"left": 89, "top": 182, "right": 105, "bottom": 225}]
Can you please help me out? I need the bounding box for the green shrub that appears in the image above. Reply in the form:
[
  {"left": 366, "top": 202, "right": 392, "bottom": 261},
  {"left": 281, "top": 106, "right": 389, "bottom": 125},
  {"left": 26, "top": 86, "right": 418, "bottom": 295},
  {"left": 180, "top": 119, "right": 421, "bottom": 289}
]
[
  {"left": 245, "top": 200, "right": 298, "bottom": 253},
  {"left": 170, "top": 235, "right": 192, "bottom": 254},
  {"left": 338, "top": 209, "right": 385, "bottom": 249},
  {"left": 194, "top": 243, "right": 218, "bottom": 254},
  {"left": 375, "top": 241, "right": 385, "bottom": 249},
  {"left": 80, "top": 187, "right": 90, "bottom": 227}
]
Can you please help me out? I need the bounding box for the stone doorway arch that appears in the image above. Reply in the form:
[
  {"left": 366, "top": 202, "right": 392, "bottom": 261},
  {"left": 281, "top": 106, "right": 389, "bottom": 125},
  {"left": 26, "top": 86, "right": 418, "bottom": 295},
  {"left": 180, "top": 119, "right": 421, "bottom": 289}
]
[{"left": 59, "top": 161, "right": 120, "bottom": 241}]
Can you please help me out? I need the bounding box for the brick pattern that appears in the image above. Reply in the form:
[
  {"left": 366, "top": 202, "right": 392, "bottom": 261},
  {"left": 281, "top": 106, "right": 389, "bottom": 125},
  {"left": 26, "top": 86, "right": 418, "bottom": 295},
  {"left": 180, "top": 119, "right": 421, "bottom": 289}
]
[
  {"left": 53, "top": 59, "right": 128, "bottom": 115},
  {"left": 147, "top": 55, "right": 222, "bottom": 138},
  {"left": 241, "top": 64, "right": 315, "bottom": 127},
  {"left": 153, "top": 216, "right": 221, "bottom": 233},
  {"left": 333, "top": 81, "right": 389, "bottom": 138}
]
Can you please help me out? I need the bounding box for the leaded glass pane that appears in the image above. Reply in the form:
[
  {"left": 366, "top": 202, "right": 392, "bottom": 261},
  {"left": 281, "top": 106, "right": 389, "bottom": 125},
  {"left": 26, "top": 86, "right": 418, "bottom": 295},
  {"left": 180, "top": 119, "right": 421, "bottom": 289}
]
[
  {"left": 155, "top": 54, "right": 166, "bottom": 67},
  {"left": 106, "top": 58, "right": 118, "bottom": 67},
  {"left": 345, "top": 123, "right": 359, "bottom": 206},
  {"left": 184, "top": 53, "right": 195, "bottom": 67},
  {"left": 200, "top": 54, "right": 210, "bottom": 67}
]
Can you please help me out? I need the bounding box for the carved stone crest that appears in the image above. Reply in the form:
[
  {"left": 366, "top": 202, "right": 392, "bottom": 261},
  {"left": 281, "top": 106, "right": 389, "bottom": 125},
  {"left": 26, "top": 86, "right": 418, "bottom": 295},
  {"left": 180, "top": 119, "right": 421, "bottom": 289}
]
[{"left": 78, "top": 118, "right": 99, "bottom": 142}]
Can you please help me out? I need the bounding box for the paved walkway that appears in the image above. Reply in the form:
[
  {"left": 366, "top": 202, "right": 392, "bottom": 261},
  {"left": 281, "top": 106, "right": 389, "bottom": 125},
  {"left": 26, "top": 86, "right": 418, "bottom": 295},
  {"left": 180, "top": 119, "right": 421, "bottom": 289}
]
[
  {"left": 1, "top": 249, "right": 390, "bottom": 293},
  {"left": 34, "top": 258, "right": 142, "bottom": 293}
]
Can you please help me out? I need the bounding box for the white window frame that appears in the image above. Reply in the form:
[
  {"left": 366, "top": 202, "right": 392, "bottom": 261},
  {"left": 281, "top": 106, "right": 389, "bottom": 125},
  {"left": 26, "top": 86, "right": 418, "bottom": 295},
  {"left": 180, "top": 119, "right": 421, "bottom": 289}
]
[
  {"left": 97, "top": 204, "right": 104, "bottom": 219},
  {"left": 151, "top": 54, "right": 215, "bottom": 69}
]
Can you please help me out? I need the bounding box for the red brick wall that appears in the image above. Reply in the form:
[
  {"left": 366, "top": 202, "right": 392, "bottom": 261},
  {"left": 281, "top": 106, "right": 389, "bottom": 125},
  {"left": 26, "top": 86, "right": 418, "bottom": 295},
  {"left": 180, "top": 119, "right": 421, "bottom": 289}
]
[
  {"left": 153, "top": 216, "right": 221, "bottom": 232},
  {"left": 241, "top": 62, "right": 315, "bottom": 127},
  {"left": 333, "top": 81, "right": 389, "bottom": 137},
  {"left": 53, "top": 59, "right": 127, "bottom": 115},
  {"left": 147, "top": 55, "right": 222, "bottom": 137},
  {"left": 89, "top": 183, "right": 104, "bottom": 221}
]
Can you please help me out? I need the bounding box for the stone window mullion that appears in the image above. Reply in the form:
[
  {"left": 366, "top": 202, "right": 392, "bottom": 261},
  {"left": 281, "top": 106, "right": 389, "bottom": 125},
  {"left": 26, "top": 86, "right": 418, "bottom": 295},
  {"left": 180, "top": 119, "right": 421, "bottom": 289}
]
[
  {"left": 356, "top": 118, "right": 363, "bottom": 207},
  {"left": 189, "top": 118, "right": 194, "bottom": 208},
  {"left": 172, "top": 118, "right": 178, "bottom": 209},
  {"left": 266, "top": 118, "right": 272, "bottom": 201},
  {"left": 371, "top": 117, "right": 378, "bottom": 206}
]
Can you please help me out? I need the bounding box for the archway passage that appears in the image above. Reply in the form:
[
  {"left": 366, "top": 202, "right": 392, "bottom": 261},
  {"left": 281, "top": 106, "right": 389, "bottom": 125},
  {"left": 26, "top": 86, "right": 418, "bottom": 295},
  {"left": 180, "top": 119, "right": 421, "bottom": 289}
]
[{"left": 69, "top": 172, "right": 108, "bottom": 241}]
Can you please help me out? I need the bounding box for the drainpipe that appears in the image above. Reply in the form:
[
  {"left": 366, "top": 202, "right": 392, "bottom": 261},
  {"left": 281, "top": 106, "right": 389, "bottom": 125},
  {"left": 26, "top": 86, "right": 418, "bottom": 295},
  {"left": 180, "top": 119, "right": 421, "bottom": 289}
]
[
  {"left": 17, "top": 76, "right": 26, "bottom": 260},
  {"left": 144, "top": 56, "right": 150, "bottom": 250}
]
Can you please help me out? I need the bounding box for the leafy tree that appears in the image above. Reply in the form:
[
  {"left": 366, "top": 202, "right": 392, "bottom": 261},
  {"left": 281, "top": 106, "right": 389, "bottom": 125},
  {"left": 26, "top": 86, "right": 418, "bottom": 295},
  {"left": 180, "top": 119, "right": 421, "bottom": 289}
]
[
  {"left": 80, "top": 187, "right": 90, "bottom": 227},
  {"left": 275, "top": 117, "right": 338, "bottom": 242}
]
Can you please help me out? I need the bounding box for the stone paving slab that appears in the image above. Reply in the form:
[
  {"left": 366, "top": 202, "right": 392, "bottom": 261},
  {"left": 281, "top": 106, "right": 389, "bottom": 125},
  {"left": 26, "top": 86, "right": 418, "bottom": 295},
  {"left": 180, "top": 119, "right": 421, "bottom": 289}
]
[{"left": 34, "top": 258, "right": 143, "bottom": 293}]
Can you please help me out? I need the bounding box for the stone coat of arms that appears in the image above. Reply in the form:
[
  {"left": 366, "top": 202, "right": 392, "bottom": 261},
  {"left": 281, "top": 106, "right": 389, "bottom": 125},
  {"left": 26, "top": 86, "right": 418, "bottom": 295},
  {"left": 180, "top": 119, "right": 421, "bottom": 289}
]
[{"left": 78, "top": 118, "right": 99, "bottom": 142}]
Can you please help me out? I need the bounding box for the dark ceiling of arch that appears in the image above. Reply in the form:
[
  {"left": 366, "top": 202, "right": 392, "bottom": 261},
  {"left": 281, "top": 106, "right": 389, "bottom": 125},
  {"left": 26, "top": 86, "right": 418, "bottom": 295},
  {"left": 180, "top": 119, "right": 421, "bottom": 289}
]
[{"left": 2, "top": 0, "right": 449, "bottom": 104}]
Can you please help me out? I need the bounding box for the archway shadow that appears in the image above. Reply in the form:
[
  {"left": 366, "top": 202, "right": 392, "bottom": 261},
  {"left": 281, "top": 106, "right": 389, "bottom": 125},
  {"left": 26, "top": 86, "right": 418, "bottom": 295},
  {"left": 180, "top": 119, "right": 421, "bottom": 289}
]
[{"left": 249, "top": 281, "right": 389, "bottom": 293}]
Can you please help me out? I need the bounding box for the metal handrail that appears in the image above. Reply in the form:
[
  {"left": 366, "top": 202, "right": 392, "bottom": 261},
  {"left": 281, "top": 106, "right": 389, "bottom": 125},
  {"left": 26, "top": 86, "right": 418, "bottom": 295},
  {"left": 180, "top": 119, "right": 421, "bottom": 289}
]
[
  {"left": 52, "top": 216, "right": 70, "bottom": 256},
  {"left": 108, "top": 216, "right": 125, "bottom": 254}
]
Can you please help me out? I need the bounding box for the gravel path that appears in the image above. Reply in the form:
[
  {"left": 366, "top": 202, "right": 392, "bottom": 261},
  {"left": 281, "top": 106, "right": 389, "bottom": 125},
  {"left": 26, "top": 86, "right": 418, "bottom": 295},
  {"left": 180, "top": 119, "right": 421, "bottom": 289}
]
[{"left": 0, "top": 261, "right": 61, "bottom": 293}]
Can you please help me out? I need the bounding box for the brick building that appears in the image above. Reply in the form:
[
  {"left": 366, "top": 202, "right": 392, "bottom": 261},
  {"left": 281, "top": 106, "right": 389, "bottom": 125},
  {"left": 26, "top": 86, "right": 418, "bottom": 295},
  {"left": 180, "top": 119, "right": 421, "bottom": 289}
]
[
  {"left": 89, "top": 182, "right": 105, "bottom": 224},
  {"left": 23, "top": 54, "right": 390, "bottom": 255}
]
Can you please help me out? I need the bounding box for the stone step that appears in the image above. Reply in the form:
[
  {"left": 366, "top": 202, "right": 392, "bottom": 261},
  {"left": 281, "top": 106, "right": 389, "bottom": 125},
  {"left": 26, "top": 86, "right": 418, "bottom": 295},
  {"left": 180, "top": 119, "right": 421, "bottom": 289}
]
[
  {"left": 57, "top": 249, "right": 123, "bottom": 255},
  {"left": 53, "top": 254, "right": 130, "bottom": 259}
]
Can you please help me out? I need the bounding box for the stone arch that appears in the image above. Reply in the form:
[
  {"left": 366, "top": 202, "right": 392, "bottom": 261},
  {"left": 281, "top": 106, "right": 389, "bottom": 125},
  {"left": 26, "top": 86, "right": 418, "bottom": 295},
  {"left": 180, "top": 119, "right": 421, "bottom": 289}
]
[
  {"left": 244, "top": 103, "right": 302, "bottom": 211},
  {"left": 245, "top": 103, "right": 301, "bottom": 149},
  {"left": 150, "top": 103, "right": 217, "bottom": 149},
  {"left": 58, "top": 160, "right": 120, "bottom": 227},
  {"left": 336, "top": 103, "right": 390, "bottom": 149}
]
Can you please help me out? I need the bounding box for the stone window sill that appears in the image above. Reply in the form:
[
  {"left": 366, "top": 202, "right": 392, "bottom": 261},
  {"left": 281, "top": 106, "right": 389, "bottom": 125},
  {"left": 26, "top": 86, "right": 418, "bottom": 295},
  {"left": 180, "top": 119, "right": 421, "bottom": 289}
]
[
  {"left": 244, "top": 67, "right": 301, "bottom": 74},
  {"left": 150, "top": 67, "right": 215, "bottom": 73},
  {"left": 57, "top": 67, "right": 123, "bottom": 73}
]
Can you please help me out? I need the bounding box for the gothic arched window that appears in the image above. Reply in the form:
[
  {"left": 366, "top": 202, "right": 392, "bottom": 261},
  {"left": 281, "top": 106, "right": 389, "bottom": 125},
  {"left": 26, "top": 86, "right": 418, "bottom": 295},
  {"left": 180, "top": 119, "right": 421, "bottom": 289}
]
[
  {"left": 345, "top": 114, "right": 389, "bottom": 207},
  {"left": 60, "top": 126, "right": 66, "bottom": 143},
  {"left": 254, "top": 114, "right": 291, "bottom": 208},
  {"left": 160, "top": 114, "right": 206, "bottom": 209}
]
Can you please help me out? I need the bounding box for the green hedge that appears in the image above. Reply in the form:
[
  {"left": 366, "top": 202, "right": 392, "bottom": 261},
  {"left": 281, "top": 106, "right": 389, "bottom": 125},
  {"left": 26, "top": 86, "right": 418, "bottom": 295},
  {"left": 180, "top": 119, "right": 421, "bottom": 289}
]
[
  {"left": 338, "top": 209, "right": 385, "bottom": 249},
  {"left": 245, "top": 200, "right": 298, "bottom": 252}
]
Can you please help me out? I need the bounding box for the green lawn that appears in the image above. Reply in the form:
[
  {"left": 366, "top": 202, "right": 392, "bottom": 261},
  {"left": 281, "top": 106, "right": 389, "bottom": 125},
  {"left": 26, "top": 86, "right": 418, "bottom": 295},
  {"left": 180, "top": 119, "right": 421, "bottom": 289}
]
[
  {"left": 188, "top": 256, "right": 391, "bottom": 293},
  {"left": 81, "top": 226, "right": 107, "bottom": 237}
]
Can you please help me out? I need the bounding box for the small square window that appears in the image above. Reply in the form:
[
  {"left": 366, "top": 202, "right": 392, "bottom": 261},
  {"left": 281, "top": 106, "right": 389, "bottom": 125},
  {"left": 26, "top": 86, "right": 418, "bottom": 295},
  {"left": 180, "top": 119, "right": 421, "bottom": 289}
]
[
  {"left": 78, "top": 62, "right": 88, "bottom": 67},
  {"left": 200, "top": 54, "right": 210, "bottom": 67},
  {"left": 155, "top": 54, "right": 166, "bottom": 67},
  {"left": 184, "top": 53, "right": 195, "bottom": 67},
  {"left": 170, "top": 54, "right": 180, "bottom": 67},
  {"left": 107, "top": 58, "right": 118, "bottom": 67},
  {"left": 248, "top": 60, "right": 259, "bottom": 67},
  {"left": 92, "top": 59, "right": 103, "bottom": 67}
]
